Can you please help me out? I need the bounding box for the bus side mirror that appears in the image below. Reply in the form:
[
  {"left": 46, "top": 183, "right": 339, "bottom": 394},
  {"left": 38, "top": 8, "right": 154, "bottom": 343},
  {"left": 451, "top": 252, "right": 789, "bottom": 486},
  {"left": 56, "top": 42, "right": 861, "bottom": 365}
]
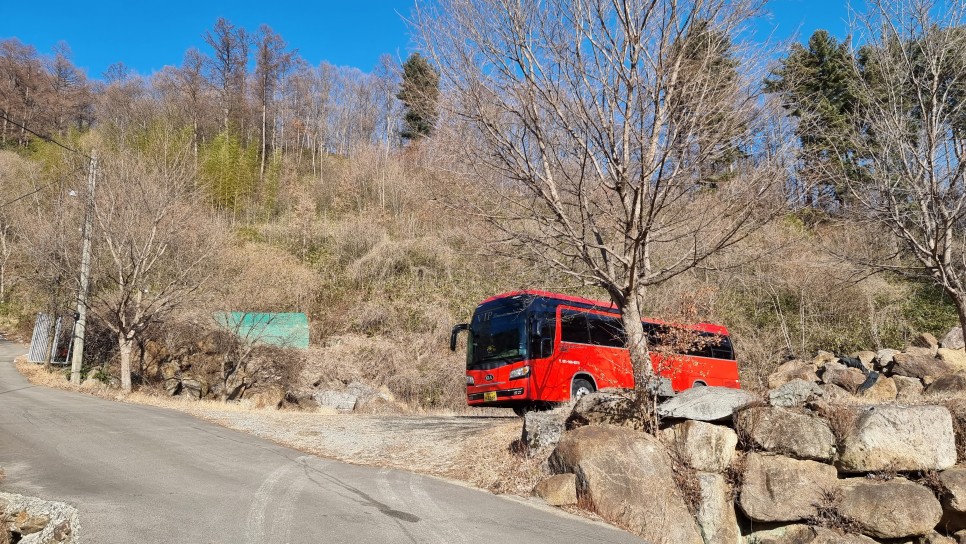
[
  {"left": 450, "top": 323, "right": 469, "bottom": 352},
  {"left": 532, "top": 319, "right": 545, "bottom": 337}
]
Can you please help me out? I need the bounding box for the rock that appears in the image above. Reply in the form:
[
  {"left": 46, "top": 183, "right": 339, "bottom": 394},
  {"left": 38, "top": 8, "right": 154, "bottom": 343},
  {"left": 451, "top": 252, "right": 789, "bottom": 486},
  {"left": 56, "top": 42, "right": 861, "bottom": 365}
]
[
  {"left": 180, "top": 378, "right": 208, "bottom": 399},
  {"left": 892, "top": 352, "right": 957, "bottom": 381},
  {"left": 768, "top": 360, "right": 819, "bottom": 389},
  {"left": 312, "top": 390, "right": 358, "bottom": 412},
  {"left": 522, "top": 405, "right": 570, "bottom": 450},
  {"left": 944, "top": 328, "right": 966, "bottom": 350},
  {"left": 164, "top": 377, "right": 181, "bottom": 396},
  {"left": 921, "top": 532, "right": 958, "bottom": 544},
  {"left": 940, "top": 466, "right": 966, "bottom": 531},
  {"left": 820, "top": 362, "right": 867, "bottom": 393},
  {"left": 927, "top": 373, "right": 966, "bottom": 396},
  {"left": 940, "top": 349, "right": 966, "bottom": 373},
  {"left": 533, "top": 473, "right": 577, "bottom": 506},
  {"left": 856, "top": 375, "right": 898, "bottom": 403},
  {"left": 838, "top": 477, "right": 942, "bottom": 539},
  {"left": 549, "top": 425, "right": 702, "bottom": 544},
  {"left": 913, "top": 332, "right": 941, "bottom": 351},
  {"left": 877, "top": 348, "right": 898, "bottom": 370},
  {"left": 734, "top": 406, "right": 835, "bottom": 462},
  {"left": 745, "top": 525, "right": 877, "bottom": 543},
  {"left": 658, "top": 420, "right": 737, "bottom": 473},
  {"left": 956, "top": 529, "right": 966, "bottom": 544},
  {"left": 738, "top": 453, "right": 839, "bottom": 523},
  {"left": 837, "top": 405, "right": 957, "bottom": 472},
  {"left": 565, "top": 389, "right": 643, "bottom": 430},
  {"left": 694, "top": 472, "right": 739, "bottom": 544},
  {"left": 852, "top": 350, "right": 877, "bottom": 370},
  {"left": 13, "top": 510, "right": 50, "bottom": 534},
  {"left": 814, "top": 351, "right": 838, "bottom": 365},
  {"left": 769, "top": 379, "right": 823, "bottom": 408},
  {"left": 895, "top": 376, "right": 925, "bottom": 401},
  {"left": 346, "top": 381, "right": 393, "bottom": 407},
  {"left": 0, "top": 491, "right": 80, "bottom": 544},
  {"left": 657, "top": 386, "right": 759, "bottom": 423},
  {"left": 819, "top": 383, "right": 851, "bottom": 402}
]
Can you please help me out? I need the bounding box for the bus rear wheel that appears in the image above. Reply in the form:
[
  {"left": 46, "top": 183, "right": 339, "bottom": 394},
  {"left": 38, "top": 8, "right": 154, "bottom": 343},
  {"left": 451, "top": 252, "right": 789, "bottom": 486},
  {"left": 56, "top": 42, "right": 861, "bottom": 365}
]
[
  {"left": 512, "top": 406, "right": 529, "bottom": 417},
  {"left": 572, "top": 378, "right": 595, "bottom": 400}
]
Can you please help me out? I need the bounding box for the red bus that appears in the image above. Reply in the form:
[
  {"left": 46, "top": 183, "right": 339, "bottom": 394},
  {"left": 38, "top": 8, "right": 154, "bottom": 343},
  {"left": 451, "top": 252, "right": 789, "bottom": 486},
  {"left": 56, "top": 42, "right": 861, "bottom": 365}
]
[{"left": 450, "top": 290, "right": 739, "bottom": 415}]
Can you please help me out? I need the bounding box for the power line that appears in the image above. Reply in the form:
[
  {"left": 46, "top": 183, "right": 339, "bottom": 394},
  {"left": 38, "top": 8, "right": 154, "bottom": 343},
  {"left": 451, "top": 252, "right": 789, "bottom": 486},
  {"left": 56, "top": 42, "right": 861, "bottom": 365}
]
[
  {"left": 0, "top": 180, "right": 64, "bottom": 208},
  {"left": 0, "top": 110, "right": 92, "bottom": 160},
  {"left": 0, "top": 110, "right": 94, "bottom": 208}
]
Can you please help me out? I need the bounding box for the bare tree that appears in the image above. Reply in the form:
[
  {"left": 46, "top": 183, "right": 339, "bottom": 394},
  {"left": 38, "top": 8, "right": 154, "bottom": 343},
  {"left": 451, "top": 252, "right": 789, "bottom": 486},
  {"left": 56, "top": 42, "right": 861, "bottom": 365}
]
[
  {"left": 253, "top": 25, "right": 295, "bottom": 182},
  {"left": 90, "top": 142, "right": 223, "bottom": 392},
  {"left": 830, "top": 0, "right": 966, "bottom": 334},
  {"left": 204, "top": 18, "right": 249, "bottom": 132},
  {"left": 416, "top": 0, "right": 785, "bottom": 387}
]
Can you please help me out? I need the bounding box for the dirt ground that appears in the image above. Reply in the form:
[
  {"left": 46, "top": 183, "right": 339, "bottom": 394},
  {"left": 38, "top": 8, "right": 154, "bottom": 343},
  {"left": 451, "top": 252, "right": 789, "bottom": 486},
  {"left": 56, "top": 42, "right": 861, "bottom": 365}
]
[{"left": 14, "top": 360, "right": 550, "bottom": 496}]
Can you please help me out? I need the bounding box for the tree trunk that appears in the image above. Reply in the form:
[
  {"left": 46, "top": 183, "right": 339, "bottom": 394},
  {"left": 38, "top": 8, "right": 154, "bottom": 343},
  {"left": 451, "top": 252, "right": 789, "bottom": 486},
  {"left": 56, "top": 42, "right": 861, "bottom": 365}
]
[
  {"left": 119, "top": 333, "right": 134, "bottom": 393},
  {"left": 620, "top": 295, "right": 652, "bottom": 391}
]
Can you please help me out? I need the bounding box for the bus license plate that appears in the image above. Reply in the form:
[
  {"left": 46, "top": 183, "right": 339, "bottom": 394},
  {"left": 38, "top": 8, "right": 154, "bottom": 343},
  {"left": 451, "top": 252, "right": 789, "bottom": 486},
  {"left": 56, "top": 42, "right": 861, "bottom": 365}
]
[{"left": 483, "top": 391, "right": 497, "bottom": 402}]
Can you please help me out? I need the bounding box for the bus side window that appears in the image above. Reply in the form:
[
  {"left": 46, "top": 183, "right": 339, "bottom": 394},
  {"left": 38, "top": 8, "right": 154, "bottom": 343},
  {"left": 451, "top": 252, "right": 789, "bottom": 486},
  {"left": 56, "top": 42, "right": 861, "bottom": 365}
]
[
  {"left": 560, "top": 310, "right": 590, "bottom": 344},
  {"left": 587, "top": 314, "right": 626, "bottom": 348}
]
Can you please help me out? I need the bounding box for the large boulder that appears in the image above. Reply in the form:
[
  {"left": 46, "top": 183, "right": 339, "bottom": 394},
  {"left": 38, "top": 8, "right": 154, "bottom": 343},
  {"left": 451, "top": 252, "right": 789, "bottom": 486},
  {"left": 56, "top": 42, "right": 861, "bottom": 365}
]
[
  {"left": 768, "top": 379, "right": 823, "bottom": 408},
  {"left": 312, "top": 390, "right": 357, "bottom": 412},
  {"left": 892, "top": 352, "right": 959, "bottom": 380},
  {"left": 565, "top": 389, "right": 643, "bottom": 430},
  {"left": 944, "top": 328, "right": 966, "bottom": 350},
  {"left": 838, "top": 477, "right": 942, "bottom": 539},
  {"left": 837, "top": 405, "right": 957, "bottom": 472},
  {"left": 0, "top": 491, "right": 80, "bottom": 544},
  {"left": 940, "top": 466, "right": 966, "bottom": 531},
  {"left": 745, "top": 525, "right": 876, "bottom": 544},
  {"left": 657, "top": 387, "right": 759, "bottom": 423},
  {"left": 738, "top": 453, "right": 839, "bottom": 523},
  {"left": 533, "top": 474, "right": 577, "bottom": 506},
  {"left": 768, "top": 360, "right": 819, "bottom": 389},
  {"left": 658, "top": 420, "right": 737, "bottom": 473},
  {"left": 694, "top": 472, "right": 739, "bottom": 544},
  {"left": 549, "top": 425, "right": 702, "bottom": 544},
  {"left": 855, "top": 375, "right": 897, "bottom": 403},
  {"left": 821, "top": 362, "right": 867, "bottom": 393},
  {"left": 927, "top": 373, "right": 966, "bottom": 396},
  {"left": 734, "top": 406, "right": 836, "bottom": 462},
  {"left": 522, "top": 405, "right": 570, "bottom": 450},
  {"left": 895, "top": 375, "right": 925, "bottom": 401},
  {"left": 913, "top": 332, "right": 941, "bottom": 352},
  {"left": 940, "top": 349, "right": 966, "bottom": 373}
]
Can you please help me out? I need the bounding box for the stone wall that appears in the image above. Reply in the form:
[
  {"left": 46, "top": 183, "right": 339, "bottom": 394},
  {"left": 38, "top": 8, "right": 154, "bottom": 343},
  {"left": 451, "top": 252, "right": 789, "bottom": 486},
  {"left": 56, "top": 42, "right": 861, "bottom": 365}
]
[{"left": 527, "top": 328, "right": 966, "bottom": 544}]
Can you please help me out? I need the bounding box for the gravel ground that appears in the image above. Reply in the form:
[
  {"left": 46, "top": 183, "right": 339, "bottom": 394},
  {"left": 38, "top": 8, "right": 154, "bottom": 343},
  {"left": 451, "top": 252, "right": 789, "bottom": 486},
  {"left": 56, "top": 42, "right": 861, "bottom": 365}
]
[{"left": 195, "top": 410, "right": 520, "bottom": 476}]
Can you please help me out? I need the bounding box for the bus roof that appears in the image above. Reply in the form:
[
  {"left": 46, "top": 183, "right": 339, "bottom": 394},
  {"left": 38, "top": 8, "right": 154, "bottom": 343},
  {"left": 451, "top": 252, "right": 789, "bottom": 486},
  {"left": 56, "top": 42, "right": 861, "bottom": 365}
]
[{"left": 480, "top": 290, "right": 730, "bottom": 336}]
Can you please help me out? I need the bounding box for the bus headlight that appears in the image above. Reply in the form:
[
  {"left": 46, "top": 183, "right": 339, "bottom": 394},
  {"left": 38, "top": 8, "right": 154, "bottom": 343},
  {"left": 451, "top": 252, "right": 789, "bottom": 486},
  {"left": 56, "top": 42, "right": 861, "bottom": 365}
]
[
  {"left": 465, "top": 375, "right": 475, "bottom": 385},
  {"left": 509, "top": 366, "right": 530, "bottom": 379}
]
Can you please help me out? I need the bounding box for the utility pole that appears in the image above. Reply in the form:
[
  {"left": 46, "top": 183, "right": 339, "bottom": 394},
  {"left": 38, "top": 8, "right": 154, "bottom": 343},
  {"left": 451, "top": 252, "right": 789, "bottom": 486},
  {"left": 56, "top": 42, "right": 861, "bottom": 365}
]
[{"left": 70, "top": 150, "right": 96, "bottom": 385}]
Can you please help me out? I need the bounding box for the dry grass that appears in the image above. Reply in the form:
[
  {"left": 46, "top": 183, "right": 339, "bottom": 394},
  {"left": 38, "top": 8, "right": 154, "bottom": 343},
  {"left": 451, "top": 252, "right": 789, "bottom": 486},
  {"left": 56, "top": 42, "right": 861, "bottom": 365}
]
[
  {"left": 813, "top": 402, "right": 859, "bottom": 453},
  {"left": 807, "top": 488, "right": 861, "bottom": 534}
]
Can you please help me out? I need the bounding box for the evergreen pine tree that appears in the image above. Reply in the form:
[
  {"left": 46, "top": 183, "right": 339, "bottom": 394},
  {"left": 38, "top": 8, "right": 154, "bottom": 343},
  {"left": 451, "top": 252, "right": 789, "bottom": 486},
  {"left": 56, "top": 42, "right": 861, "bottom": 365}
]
[
  {"left": 766, "top": 30, "right": 859, "bottom": 206},
  {"left": 397, "top": 53, "right": 440, "bottom": 141}
]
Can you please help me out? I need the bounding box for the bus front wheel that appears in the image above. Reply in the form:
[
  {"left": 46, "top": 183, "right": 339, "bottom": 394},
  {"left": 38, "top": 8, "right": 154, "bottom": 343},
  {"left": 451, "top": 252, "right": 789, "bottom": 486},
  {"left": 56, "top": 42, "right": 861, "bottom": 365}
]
[{"left": 572, "top": 378, "right": 595, "bottom": 400}]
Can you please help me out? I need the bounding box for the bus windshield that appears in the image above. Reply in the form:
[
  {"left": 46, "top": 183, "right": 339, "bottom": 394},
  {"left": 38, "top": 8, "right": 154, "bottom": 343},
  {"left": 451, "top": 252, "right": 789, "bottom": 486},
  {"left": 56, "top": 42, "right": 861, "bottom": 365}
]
[{"left": 468, "top": 298, "right": 529, "bottom": 370}]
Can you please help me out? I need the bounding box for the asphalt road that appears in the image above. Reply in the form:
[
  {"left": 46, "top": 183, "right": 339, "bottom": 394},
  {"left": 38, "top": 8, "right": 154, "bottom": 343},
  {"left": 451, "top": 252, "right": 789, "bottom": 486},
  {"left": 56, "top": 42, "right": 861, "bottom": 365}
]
[{"left": 0, "top": 338, "right": 643, "bottom": 544}]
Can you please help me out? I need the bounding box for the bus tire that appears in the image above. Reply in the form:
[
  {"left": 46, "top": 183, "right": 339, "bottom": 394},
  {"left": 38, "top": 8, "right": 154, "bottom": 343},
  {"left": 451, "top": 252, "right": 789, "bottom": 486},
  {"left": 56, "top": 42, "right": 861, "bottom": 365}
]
[
  {"left": 572, "top": 378, "right": 595, "bottom": 400},
  {"left": 512, "top": 406, "right": 530, "bottom": 417}
]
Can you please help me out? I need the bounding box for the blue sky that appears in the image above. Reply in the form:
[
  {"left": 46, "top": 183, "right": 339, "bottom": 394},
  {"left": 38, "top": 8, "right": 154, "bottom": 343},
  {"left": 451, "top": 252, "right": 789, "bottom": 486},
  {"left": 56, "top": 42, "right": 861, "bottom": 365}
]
[{"left": 2, "top": 0, "right": 859, "bottom": 79}]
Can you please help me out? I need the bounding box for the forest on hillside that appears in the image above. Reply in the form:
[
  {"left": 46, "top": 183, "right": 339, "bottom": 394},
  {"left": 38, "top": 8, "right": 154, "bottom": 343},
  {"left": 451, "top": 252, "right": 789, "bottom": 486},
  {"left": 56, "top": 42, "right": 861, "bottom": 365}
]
[{"left": 1, "top": 0, "right": 964, "bottom": 408}]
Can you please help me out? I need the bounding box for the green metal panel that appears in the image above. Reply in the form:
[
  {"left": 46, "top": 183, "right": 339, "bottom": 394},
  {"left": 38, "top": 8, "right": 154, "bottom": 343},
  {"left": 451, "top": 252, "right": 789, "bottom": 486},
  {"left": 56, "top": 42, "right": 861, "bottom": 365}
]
[{"left": 215, "top": 312, "right": 310, "bottom": 349}]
